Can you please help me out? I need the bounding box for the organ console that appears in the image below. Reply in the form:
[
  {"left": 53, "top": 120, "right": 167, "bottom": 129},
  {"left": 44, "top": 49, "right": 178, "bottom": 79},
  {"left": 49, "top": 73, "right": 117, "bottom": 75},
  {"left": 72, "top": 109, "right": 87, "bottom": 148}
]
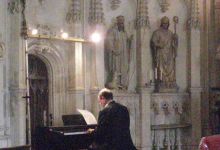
[{"left": 36, "top": 114, "right": 97, "bottom": 150}]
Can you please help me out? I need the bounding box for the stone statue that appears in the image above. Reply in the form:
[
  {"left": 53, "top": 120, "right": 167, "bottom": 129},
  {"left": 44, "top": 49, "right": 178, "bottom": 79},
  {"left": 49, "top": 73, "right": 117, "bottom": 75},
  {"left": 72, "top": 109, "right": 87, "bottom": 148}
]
[
  {"left": 105, "top": 15, "right": 133, "bottom": 90},
  {"left": 150, "top": 16, "right": 178, "bottom": 92}
]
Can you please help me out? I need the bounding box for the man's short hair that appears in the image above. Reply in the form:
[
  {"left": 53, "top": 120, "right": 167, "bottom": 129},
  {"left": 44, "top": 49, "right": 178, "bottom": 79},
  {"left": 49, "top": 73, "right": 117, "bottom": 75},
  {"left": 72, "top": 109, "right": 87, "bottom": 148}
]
[{"left": 98, "top": 88, "right": 113, "bottom": 100}]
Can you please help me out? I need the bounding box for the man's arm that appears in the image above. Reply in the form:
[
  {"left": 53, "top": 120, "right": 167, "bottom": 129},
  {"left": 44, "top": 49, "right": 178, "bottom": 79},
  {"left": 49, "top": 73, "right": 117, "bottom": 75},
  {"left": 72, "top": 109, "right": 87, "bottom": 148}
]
[{"left": 92, "top": 110, "right": 110, "bottom": 144}]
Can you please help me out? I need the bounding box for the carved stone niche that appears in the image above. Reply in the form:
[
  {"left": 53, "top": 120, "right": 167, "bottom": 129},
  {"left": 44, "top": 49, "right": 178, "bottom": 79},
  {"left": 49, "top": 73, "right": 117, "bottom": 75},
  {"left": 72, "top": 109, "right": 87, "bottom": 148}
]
[
  {"left": 157, "top": 0, "right": 170, "bottom": 12},
  {"left": 110, "top": 0, "right": 121, "bottom": 10}
]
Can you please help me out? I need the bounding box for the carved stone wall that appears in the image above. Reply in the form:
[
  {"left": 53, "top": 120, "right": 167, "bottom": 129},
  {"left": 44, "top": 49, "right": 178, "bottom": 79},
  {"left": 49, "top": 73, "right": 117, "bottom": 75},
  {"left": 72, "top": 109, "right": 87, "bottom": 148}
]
[{"left": 0, "top": 0, "right": 211, "bottom": 149}]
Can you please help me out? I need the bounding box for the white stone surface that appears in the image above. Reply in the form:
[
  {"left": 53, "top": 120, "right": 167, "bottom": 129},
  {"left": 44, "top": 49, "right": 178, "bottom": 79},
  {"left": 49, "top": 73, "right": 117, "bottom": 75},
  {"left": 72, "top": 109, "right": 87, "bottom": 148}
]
[{"left": 0, "top": 0, "right": 207, "bottom": 149}]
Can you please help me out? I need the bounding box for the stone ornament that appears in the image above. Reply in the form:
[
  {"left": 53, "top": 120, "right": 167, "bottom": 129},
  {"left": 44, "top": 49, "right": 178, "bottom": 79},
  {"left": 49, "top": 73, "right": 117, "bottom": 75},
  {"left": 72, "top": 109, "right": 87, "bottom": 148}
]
[
  {"left": 173, "top": 102, "right": 182, "bottom": 114},
  {"left": 157, "top": 0, "right": 170, "bottom": 13},
  {"left": 187, "top": 0, "right": 200, "bottom": 29},
  {"left": 66, "top": 0, "right": 81, "bottom": 24},
  {"left": 28, "top": 39, "right": 54, "bottom": 55},
  {"left": 8, "top": 0, "right": 20, "bottom": 14},
  {"left": 151, "top": 101, "right": 159, "bottom": 115},
  {"left": 161, "top": 101, "right": 170, "bottom": 115},
  {"left": 33, "top": 24, "right": 56, "bottom": 37},
  {"left": 110, "top": 0, "right": 121, "bottom": 10},
  {"left": 136, "top": 0, "right": 150, "bottom": 28},
  {"left": 89, "top": 0, "right": 105, "bottom": 25}
]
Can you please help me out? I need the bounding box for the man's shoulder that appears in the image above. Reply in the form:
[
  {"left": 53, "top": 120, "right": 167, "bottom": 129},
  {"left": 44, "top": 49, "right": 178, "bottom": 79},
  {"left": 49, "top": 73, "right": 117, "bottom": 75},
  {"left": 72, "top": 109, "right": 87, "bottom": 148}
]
[{"left": 112, "top": 101, "right": 128, "bottom": 110}]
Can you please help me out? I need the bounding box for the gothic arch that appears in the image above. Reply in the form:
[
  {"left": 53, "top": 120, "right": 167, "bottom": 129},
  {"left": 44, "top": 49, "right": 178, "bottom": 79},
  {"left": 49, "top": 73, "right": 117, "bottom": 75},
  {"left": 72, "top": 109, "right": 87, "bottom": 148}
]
[{"left": 27, "top": 39, "right": 67, "bottom": 125}]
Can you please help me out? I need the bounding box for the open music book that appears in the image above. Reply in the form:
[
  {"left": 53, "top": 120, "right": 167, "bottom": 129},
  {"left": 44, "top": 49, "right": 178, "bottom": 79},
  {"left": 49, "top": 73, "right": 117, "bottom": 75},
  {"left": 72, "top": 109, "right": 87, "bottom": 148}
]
[
  {"left": 60, "top": 109, "right": 97, "bottom": 136},
  {"left": 77, "top": 109, "right": 97, "bottom": 125}
]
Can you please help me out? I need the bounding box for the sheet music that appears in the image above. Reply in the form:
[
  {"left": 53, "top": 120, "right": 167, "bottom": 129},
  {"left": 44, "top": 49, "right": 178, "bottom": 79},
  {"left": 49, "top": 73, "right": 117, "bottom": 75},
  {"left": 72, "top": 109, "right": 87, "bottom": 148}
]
[
  {"left": 63, "top": 131, "right": 88, "bottom": 136},
  {"left": 77, "top": 109, "right": 97, "bottom": 125}
]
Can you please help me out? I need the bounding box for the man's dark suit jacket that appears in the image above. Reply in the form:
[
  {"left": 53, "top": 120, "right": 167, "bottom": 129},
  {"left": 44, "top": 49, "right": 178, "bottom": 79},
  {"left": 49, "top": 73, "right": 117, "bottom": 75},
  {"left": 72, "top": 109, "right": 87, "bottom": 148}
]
[{"left": 93, "top": 101, "right": 137, "bottom": 150}]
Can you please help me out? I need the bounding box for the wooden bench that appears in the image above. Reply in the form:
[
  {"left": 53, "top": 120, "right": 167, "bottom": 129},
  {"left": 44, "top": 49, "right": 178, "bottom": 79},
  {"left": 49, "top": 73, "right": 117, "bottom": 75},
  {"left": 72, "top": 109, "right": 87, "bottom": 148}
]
[{"left": 0, "top": 145, "right": 30, "bottom": 150}]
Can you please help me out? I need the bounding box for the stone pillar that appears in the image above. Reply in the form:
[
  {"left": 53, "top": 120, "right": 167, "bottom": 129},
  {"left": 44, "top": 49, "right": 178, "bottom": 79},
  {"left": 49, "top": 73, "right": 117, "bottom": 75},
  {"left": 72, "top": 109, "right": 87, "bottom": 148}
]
[
  {"left": 65, "top": 0, "right": 85, "bottom": 112},
  {"left": 88, "top": 0, "right": 105, "bottom": 114},
  {"left": 189, "top": 0, "right": 202, "bottom": 147},
  {"left": 7, "top": 0, "right": 27, "bottom": 146},
  {"left": 89, "top": 0, "right": 105, "bottom": 89},
  {"left": 136, "top": 0, "right": 152, "bottom": 149},
  {"left": 190, "top": 87, "right": 202, "bottom": 147},
  {"left": 138, "top": 88, "right": 153, "bottom": 150},
  {"left": 136, "top": 0, "right": 151, "bottom": 88},
  {"left": 10, "top": 89, "right": 26, "bottom": 145},
  {"left": 0, "top": 58, "right": 5, "bottom": 136}
]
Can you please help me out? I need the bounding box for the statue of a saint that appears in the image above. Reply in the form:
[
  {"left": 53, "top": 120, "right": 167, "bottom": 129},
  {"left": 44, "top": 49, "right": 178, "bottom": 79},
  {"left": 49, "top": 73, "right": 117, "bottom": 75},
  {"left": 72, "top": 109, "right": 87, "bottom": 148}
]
[
  {"left": 105, "top": 16, "right": 133, "bottom": 89},
  {"left": 151, "top": 16, "right": 178, "bottom": 92}
]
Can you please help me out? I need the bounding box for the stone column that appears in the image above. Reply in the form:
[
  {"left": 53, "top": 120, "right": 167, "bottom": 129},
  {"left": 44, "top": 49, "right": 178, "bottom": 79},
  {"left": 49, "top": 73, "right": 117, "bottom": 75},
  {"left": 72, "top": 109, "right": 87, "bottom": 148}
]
[
  {"left": 89, "top": 0, "right": 105, "bottom": 89},
  {"left": 190, "top": 87, "right": 202, "bottom": 148},
  {"left": 65, "top": 0, "right": 85, "bottom": 111},
  {"left": 136, "top": 0, "right": 152, "bottom": 88},
  {"left": 7, "top": 0, "right": 27, "bottom": 145},
  {"left": 138, "top": 87, "right": 153, "bottom": 150},
  {"left": 136, "top": 0, "right": 152, "bottom": 149},
  {"left": 88, "top": 0, "right": 105, "bottom": 114},
  {"left": 189, "top": 0, "right": 202, "bottom": 147}
]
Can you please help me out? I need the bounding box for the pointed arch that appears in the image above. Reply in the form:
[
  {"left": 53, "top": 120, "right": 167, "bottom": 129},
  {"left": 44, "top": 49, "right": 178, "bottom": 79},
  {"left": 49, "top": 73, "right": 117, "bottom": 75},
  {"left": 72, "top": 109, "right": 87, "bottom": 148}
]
[{"left": 27, "top": 39, "right": 67, "bottom": 125}]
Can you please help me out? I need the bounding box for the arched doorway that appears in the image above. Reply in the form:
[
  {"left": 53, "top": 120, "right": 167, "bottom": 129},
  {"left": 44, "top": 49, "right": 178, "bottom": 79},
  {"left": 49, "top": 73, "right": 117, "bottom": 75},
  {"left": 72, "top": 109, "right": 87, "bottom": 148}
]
[{"left": 28, "top": 55, "right": 49, "bottom": 149}]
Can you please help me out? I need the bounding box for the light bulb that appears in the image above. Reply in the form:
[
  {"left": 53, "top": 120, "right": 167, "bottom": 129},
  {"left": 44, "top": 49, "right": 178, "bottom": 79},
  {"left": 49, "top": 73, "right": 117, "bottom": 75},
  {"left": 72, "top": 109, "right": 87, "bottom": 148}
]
[
  {"left": 31, "top": 29, "right": 38, "bottom": 35},
  {"left": 91, "top": 32, "right": 101, "bottom": 43},
  {"left": 61, "top": 32, "right": 68, "bottom": 39}
]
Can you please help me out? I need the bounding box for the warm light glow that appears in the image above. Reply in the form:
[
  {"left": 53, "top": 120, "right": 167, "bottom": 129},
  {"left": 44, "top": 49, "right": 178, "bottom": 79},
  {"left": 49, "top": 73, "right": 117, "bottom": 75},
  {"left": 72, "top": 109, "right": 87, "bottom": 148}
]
[
  {"left": 90, "top": 32, "right": 101, "bottom": 43},
  {"left": 31, "top": 29, "right": 38, "bottom": 35},
  {"left": 61, "top": 32, "right": 69, "bottom": 39}
]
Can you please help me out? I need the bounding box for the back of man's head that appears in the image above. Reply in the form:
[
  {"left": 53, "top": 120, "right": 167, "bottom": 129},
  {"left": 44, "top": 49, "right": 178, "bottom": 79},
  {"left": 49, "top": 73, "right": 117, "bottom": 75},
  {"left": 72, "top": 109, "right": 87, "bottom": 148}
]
[{"left": 98, "top": 88, "right": 113, "bottom": 100}]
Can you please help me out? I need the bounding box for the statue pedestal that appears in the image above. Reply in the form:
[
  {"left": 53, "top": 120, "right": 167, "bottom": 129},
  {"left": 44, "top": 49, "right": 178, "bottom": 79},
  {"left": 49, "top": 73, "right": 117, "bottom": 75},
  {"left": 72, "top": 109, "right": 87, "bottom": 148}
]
[
  {"left": 151, "top": 92, "right": 191, "bottom": 149},
  {"left": 158, "top": 87, "right": 178, "bottom": 93},
  {"left": 155, "top": 80, "right": 179, "bottom": 93}
]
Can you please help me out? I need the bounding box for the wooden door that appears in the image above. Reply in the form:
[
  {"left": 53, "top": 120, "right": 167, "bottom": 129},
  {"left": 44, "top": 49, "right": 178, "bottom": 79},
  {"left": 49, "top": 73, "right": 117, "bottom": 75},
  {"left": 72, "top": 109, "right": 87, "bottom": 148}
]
[{"left": 28, "top": 55, "right": 49, "bottom": 149}]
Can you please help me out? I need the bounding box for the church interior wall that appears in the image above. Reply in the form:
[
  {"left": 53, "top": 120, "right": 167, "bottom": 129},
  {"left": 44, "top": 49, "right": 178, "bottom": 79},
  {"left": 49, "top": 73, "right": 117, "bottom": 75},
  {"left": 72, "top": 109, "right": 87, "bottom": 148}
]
[
  {"left": 0, "top": 0, "right": 214, "bottom": 149},
  {"left": 0, "top": 0, "right": 10, "bottom": 147}
]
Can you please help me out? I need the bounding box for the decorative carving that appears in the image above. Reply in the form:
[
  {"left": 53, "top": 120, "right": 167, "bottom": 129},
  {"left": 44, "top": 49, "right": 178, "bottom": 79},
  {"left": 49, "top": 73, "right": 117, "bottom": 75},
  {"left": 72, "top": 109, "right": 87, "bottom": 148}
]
[
  {"left": 151, "top": 101, "right": 159, "bottom": 115},
  {"left": 89, "top": 0, "right": 105, "bottom": 25},
  {"left": 136, "top": 0, "right": 150, "bottom": 28},
  {"left": 28, "top": 24, "right": 58, "bottom": 37},
  {"left": 173, "top": 102, "right": 182, "bottom": 114},
  {"left": 30, "top": 24, "right": 56, "bottom": 37},
  {"left": 157, "top": 0, "right": 170, "bottom": 13},
  {"left": 66, "top": 0, "right": 81, "bottom": 23},
  {"left": 161, "top": 101, "right": 170, "bottom": 115},
  {"left": 188, "top": 0, "right": 200, "bottom": 29},
  {"left": 8, "top": 0, "right": 20, "bottom": 14},
  {"left": 28, "top": 39, "right": 54, "bottom": 55},
  {"left": 110, "top": 0, "right": 121, "bottom": 10}
]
